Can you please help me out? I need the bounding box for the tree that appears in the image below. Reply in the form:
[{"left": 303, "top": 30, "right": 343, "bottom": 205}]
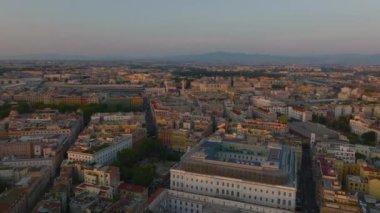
[
  {"left": 330, "top": 116, "right": 351, "bottom": 133},
  {"left": 132, "top": 164, "right": 157, "bottom": 186},
  {"left": 355, "top": 152, "right": 367, "bottom": 161},
  {"left": 361, "top": 131, "right": 377, "bottom": 146},
  {"left": 312, "top": 114, "right": 327, "bottom": 125},
  {"left": 348, "top": 133, "right": 359, "bottom": 144},
  {"left": 0, "top": 103, "right": 11, "bottom": 119},
  {"left": 278, "top": 115, "right": 288, "bottom": 123},
  {"left": 113, "top": 138, "right": 170, "bottom": 186},
  {"left": 0, "top": 180, "right": 8, "bottom": 193},
  {"left": 15, "top": 102, "right": 32, "bottom": 113}
]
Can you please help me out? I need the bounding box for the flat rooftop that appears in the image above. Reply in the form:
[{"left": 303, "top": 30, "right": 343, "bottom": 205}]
[
  {"left": 175, "top": 139, "right": 297, "bottom": 187},
  {"left": 288, "top": 121, "right": 339, "bottom": 140}
]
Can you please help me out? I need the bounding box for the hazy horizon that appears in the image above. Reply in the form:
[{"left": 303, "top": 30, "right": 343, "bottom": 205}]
[{"left": 1, "top": 0, "right": 380, "bottom": 58}]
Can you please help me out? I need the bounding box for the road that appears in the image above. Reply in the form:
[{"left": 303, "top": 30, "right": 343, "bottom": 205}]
[
  {"left": 297, "top": 144, "right": 319, "bottom": 213},
  {"left": 144, "top": 96, "right": 156, "bottom": 137}
]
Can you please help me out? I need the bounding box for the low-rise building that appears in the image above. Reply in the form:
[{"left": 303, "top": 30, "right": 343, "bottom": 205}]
[
  {"left": 346, "top": 175, "right": 368, "bottom": 193},
  {"left": 68, "top": 134, "right": 132, "bottom": 165}
]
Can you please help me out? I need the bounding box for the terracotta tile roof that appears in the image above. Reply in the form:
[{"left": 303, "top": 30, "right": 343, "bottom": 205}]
[
  {"left": 118, "top": 183, "right": 146, "bottom": 193},
  {"left": 148, "top": 188, "right": 165, "bottom": 204}
]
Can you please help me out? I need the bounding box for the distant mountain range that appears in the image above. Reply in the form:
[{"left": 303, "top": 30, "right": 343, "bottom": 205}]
[
  {"left": 1, "top": 52, "right": 380, "bottom": 65},
  {"left": 157, "top": 52, "right": 380, "bottom": 65}
]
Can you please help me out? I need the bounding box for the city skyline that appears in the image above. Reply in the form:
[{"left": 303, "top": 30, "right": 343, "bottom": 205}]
[{"left": 1, "top": 0, "right": 380, "bottom": 58}]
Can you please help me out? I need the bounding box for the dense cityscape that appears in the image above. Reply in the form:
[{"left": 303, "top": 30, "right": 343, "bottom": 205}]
[
  {"left": 0, "top": 62, "right": 379, "bottom": 212},
  {"left": 2, "top": 0, "right": 380, "bottom": 212}
]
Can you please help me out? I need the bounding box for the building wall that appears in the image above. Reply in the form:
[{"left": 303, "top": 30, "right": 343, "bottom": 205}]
[
  {"left": 368, "top": 179, "right": 380, "bottom": 200},
  {"left": 0, "top": 143, "right": 33, "bottom": 158},
  {"left": 170, "top": 169, "right": 296, "bottom": 211},
  {"left": 149, "top": 189, "right": 294, "bottom": 213},
  {"left": 68, "top": 136, "right": 132, "bottom": 165}
]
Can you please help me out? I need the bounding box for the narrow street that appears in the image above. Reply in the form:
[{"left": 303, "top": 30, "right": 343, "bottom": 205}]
[{"left": 298, "top": 144, "right": 319, "bottom": 212}]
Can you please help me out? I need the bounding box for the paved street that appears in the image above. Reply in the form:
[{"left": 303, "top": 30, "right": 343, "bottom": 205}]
[{"left": 298, "top": 144, "right": 319, "bottom": 213}]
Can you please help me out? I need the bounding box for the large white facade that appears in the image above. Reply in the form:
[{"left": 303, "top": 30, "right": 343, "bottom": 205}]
[
  {"left": 149, "top": 189, "right": 294, "bottom": 213},
  {"left": 166, "top": 139, "right": 297, "bottom": 212},
  {"left": 170, "top": 169, "right": 296, "bottom": 211}
]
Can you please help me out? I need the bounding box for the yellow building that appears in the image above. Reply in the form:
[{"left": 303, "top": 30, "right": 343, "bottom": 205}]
[
  {"left": 84, "top": 165, "right": 120, "bottom": 187},
  {"left": 343, "top": 163, "right": 360, "bottom": 184},
  {"left": 368, "top": 178, "right": 380, "bottom": 200},
  {"left": 317, "top": 158, "right": 361, "bottom": 213},
  {"left": 346, "top": 175, "right": 368, "bottom": 193},
  {"left": 360, "top": 164, "right": 380, "bottom": 179},
  {"left": 359, "top": 164, "right": 380, "bottom": 199},
  {"left": 170, "top": 129, "right": 189, "bottom": 152}
]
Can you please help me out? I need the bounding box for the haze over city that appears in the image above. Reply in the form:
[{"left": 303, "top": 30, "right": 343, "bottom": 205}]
[
  {"left": 1, "top": 1, "right": 380, "bottom": 213},
  {"left": 1, "top": 0, "right": 380, "bottom": 59}
]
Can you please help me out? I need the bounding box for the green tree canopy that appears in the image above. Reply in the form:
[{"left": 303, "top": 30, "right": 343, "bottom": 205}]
[{"left": 361, "top": 131, "right": 377, "bottom": 146}]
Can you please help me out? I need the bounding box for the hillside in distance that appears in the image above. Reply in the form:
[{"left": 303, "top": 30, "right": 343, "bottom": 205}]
[
  {"left": 158, "top": 52, "right": 380, "bottom": 65},
  {"left": 1, "top": 52, "right": 380, "bottom": 65}
]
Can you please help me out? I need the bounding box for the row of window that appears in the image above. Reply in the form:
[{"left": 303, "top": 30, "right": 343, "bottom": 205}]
[
  {"left": 171, "top": 182, "right": 293, "bottom": 207},
  {"left": 171, "top": 175, "right": 293, "bottom": 197},
  {"left": 168, "top": 192, "right": 293, "bottom": 212}
]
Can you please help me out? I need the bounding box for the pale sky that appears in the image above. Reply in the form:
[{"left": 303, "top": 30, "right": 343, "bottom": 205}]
[{"left": 1, "top": 0, "right": 380, "bottom": 58}]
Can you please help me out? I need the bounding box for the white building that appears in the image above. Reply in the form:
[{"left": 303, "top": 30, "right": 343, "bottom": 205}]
[
  {"left": 334, "top": 105, "right": 353, "bottom": 118},
  {"left": 167, "top": 139, "right": 297, "bottom": 212},
  {"left": 149, "top": 189, "right": 293, "bottom": 213},
  {"left": 315, "top": 142, "right": 356, "bottom": 163},
  {"left": 288, "top": 107, "right": 312, "bottom": 122},
  {"left": 68, "top": 134, "right": 132, "bottom": 165},
  {"left": 83, "top": 165, "right": 120, "bottom": 187},
  {"left": 251, "top": 96, "right": 288, "bottom": 115}
]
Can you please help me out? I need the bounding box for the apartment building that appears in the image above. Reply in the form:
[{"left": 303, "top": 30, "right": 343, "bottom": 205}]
[{"left": 67, "top": 134, "right": 132, "bottom": 165}]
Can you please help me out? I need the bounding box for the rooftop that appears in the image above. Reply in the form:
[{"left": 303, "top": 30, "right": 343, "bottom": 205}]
[
  {"left": 118, "top": 183, "right": 146, "bottom": 193},
  {"left": 175, "top": 139, "right": 297, "bottom": 186}
]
